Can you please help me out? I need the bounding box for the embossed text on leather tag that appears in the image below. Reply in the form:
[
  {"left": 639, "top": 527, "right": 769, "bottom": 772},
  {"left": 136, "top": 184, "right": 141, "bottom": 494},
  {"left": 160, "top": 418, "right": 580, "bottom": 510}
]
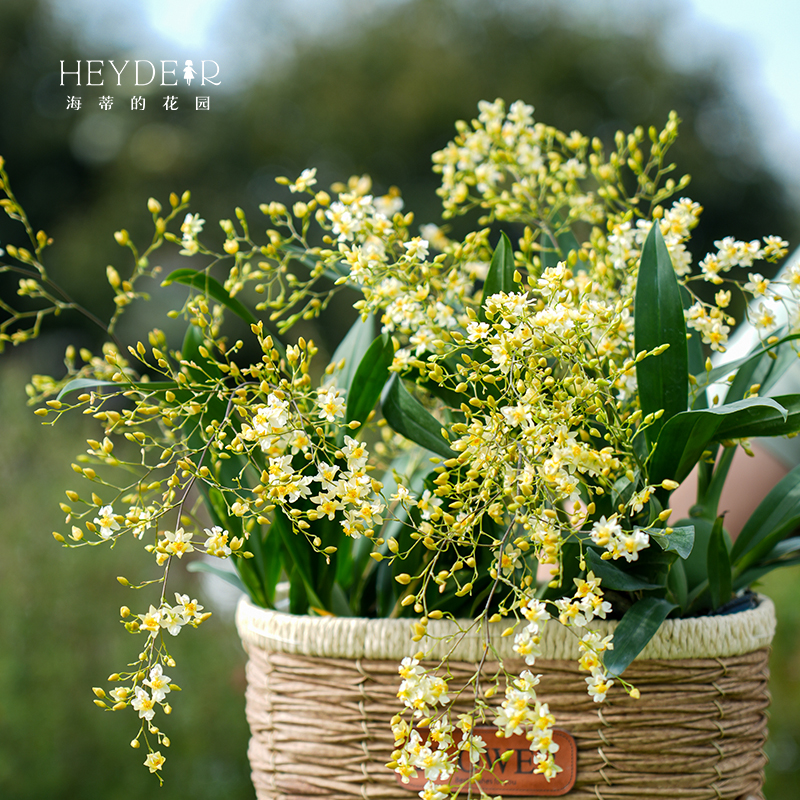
[{"left": 395, "top": 726, "right": 577, "bottom": 796}]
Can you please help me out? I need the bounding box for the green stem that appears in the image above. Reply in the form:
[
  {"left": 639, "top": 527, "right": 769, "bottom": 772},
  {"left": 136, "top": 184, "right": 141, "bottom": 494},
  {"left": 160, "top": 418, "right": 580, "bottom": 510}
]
[{"left": 698, "top": 445, "right": 735, "bottom": 520}]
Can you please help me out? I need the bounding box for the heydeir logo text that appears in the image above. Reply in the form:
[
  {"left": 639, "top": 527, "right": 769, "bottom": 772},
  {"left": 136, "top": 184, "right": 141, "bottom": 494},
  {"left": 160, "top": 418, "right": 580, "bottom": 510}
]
[{"left": 59, "top": 60, "right": 221, "bottom": 87}]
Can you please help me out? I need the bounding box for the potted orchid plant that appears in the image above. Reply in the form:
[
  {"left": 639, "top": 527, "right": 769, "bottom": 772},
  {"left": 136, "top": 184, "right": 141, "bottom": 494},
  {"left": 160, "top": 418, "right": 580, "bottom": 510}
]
[{"left": 2, "top": 99, "right": 799, "bottom": 797}]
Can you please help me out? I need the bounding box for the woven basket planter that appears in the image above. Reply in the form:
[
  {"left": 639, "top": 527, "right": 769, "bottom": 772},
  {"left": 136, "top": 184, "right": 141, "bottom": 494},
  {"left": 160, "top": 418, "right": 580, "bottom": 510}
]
[{"left": 235, "top": 595, "right": 775, "bottom": 800}]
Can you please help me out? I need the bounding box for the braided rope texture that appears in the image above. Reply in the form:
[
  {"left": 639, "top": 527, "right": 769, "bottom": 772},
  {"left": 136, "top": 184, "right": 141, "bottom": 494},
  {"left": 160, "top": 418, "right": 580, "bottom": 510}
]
[{"left": 236, "top": 597, "right": 775, "bottom": 800}]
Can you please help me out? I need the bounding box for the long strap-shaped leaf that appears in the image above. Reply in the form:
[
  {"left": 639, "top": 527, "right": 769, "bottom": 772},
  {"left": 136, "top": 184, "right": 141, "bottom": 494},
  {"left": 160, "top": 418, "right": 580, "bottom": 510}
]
[
  {"left": 162, "top": 268, "right": 258, "bottom": 325},
  {"left": 329, "top": 313, "right": 375, "bottom": 393},
  {"left": 698, "top": 331, "right": 800, "bottom": 387},
  {"left": 603, "top": 596, "right": 677, "bottom": 677},
  {"left": 381, "top": 374, "right": 453, "bottom": 458},
  {"left": 57, "top": 377, "right": 178, "bottom": 401},
  {"left": 648, "top": 396, "right": 787, "bottom": 485},
  {"left": 270, "top": 508, "right": 326, "bottom": 611},
  {"left": 713, "top": 393, "right": 800, "bottom": 439},
  {"left": 478, "top": 232, "right": 515, "bottom": 322},
  {"left": 707, "top": 515, "right": 732, "bottom": 610},
  {"left": 344, "top": 332, "right": 394, "bottom": 437},
  {"left": 731, "top": 462, "right": 800, "bottom": 569},
  {"left": 634, "top": 223, "right": 688, "bottom": 446},
  {"left": 585, "top": 548, "right": 665, "bottom": 591}
]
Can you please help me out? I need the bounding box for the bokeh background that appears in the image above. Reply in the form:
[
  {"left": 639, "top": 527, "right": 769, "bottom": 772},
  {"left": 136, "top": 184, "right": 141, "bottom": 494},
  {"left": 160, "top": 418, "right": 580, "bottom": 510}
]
[{"left": 2, "top": 0, "right": 800, "bottom": 797}]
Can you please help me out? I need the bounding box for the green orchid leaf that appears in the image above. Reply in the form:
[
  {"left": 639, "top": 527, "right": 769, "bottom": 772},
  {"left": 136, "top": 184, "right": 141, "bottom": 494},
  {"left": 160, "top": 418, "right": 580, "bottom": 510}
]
[
  {"left": 405, "top": 353, "right": 467, "bottom": 409},
  {"left": 336, "top": 533, "right": 373, "bottom": 600},
  {"left": 381, "top": 374, "right": 453, "bottom": 459},
  {"left": 57, "top": 378, "right": 119, "bottom": 401},
  {"left": 244, "top": 524, "right": 284, "bottom": 609},
  {"left": 707, "top": 515, "right": 732, "bottom": 611},
  {"left": 479, "top": 232, "right": 515, "bottom": 321},
  {"left": 648, "top": 396, "right": 787, "bottom": 486},
  {"left": 329, "top": 583, "right": 354, "bottom": 618},
  {"left": 649, "top": 525, "right": 694, "bottom": 559},
  {"left": 625, "top": 546, "right": 677, "bottom": 589},
  {"left": 271, "top": 508, "right": 325, "bottom": 611},
  {"left": 731, "top": 462, "right": 800, "bottom": 569},
  {"left": 56, "top": 377, "right": 178, "bottom": 401},
  {"left": 203, "top": 485, "right": 232, "bottom": 531},
  {"left": 376, "top": 557, "right": 400, "bottom": 618},
  {"left": 222, "top": 529, "right": 269, "bottom": 607},
  {"left": 329, "top": 313, "right": 376, "bottom": 393},
  {"left": 761, "top": 535, "right": 800, "bottom": 561},
  {"left": 733, "top": 558, "right": 800, "bottom": 591},
  {"left": 714, "top": 393, "right": 800, "bottom": 439},
  {"left": 698, "top": 331, "right": 800, "bottom": 387},
  {"left": 732, "top": 536, "right": 800, "bottom": 590},
  {"left": 724, "top": 339, "right": 785, "bottom": 407},
  {"left": 287, "top": 566, "right": 309, "bottom": 615},
  {"left": 735, "top": 514, "right": 800, "bottom": 572},
  {"left": 761, "top": 342, "right": 800, "bottom": 396},
  {"left": 202, "top": 484, "right": 276, "bottom": 608},
  {"left": 162, "top": 268, "right": 257, "bottom": 325},
  {"left": 725, "top": 334, "right": 800, "bottom": 410},
  {"left": 585, "top": 548, "right": 664, "bottom": 591},
  {"left": 634, "top": 223, "right": 688, "bottom": 445},
  {"left": 603, "top": 597, "right": 677, "bottom": 677},
  {"left": 682, "top": 287, "right": 708, "bottom": 411},
  {"left": 610, "top": 476, "right": 636, "bottom": 509},
  {"left": 305, "top": 512, "right": 343, "bottom": 609},
  {"left": 181, "top": 323, "right": 224, "bottom": 380},
  {"left": 667, "top": 558, "right": 689, "bottom": 611},
  {"left": 697, "top": 444, "right": 736, "bottom": 522},
  {"left": 187, "top": 560, "right": 247, "bottom": 593},
  {"left": 677, "top": 516, "right": 724, "bottom": 597},
  {"left": 345, "top": 332, "right": 394, "bottom": 433}
]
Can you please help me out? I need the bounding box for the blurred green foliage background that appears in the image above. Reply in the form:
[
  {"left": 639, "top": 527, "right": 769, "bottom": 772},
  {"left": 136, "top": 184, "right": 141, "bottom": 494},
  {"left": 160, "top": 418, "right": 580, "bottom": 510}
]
[{"left": 1, "top": 0, "right": 799, "bottom": 797}]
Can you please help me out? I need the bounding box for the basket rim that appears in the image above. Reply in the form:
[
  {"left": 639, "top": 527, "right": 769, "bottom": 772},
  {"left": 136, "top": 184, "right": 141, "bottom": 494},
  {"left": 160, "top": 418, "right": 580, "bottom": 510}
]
[{"left": 235, "top": 593, "right": 776, "bottom": 663}]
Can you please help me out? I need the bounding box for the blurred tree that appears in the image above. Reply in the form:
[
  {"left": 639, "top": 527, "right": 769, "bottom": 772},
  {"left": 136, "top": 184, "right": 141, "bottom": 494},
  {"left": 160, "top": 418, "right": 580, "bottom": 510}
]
[
  {"left": 237, "top": 0, "right": 793, "bottom": 266},
  {"left": 1, "top": 0, "right": 797, "bottom": 347}
]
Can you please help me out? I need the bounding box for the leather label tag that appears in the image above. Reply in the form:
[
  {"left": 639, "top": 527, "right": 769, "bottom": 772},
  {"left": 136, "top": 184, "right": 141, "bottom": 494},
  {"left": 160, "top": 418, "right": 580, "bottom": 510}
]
[{"left": 395, "top": 726, "right": 577, "bottom": 796}]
